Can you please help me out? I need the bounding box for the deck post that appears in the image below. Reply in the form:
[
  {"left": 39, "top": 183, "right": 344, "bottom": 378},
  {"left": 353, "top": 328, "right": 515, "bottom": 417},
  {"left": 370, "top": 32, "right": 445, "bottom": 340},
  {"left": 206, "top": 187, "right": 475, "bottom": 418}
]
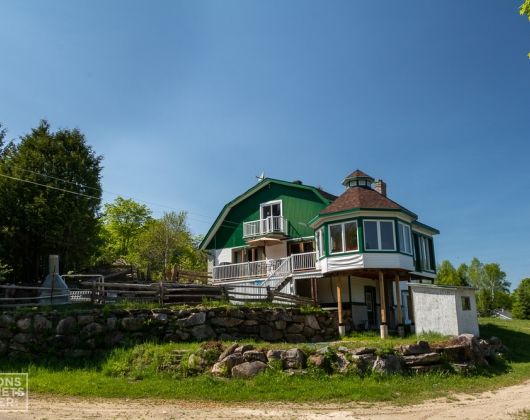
[
  {"left": 395, "top": 273, "right": 404, "bottom": 337},
  {"left": 378, "top": 270, "right": 388, "bottom": 339},
  {"left": 337, "top": 278, "right": 345, "bottom": 336}
]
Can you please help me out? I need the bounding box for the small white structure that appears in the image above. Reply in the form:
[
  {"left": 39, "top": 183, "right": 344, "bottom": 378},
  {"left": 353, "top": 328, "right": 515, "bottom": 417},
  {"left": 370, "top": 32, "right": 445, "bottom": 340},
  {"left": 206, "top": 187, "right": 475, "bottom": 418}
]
[{"left": 410, "top": 284, "right": 479, "bottom": 337}]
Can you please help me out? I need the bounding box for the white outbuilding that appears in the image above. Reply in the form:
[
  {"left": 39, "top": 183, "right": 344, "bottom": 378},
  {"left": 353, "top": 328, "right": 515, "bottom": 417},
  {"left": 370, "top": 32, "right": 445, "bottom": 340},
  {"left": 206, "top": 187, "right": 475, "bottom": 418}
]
[{"left": 410, "top": 284, "right": 479, "bottom": 337}]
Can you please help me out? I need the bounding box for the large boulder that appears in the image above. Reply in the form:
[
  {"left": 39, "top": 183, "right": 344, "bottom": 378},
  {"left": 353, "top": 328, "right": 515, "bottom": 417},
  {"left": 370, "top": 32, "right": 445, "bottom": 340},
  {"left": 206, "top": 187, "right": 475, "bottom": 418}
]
[
  {"left": 81, "top": 322, "right": 104, "bottom": 338},
  {"left": 121, "top": 317, "right": 144, "bottom": 332},
  {"left": 56, "top": 317, "right": 77, "bottom": 335},
  {"left": 372, "top": 355, "right": 405, "bottom": 375},
  {"left": 304, "top": 315, "right": 320, "bottom": 331},
  {"left": 231, "top": 361, "right": 268, "bottom": 379},
  {"left": 243, "top": 350, "right": 267, "bottom": 363},
  {"left": 0, "top": 314, "right": 15, "bottom": 329},
  {"left": 218, "top": 343, "right": 239, "bottom": 361},
  {"left": 259, "top": 325, "right": 283, "bottom": 341},
  {"left": 16, "top": 317, "right": 32, "bottom": 331},
  {"left": 191, "top": 324, "right": 216, "bottom": 340},
  {"left": 211, "top": 353, "right": 244, "bottom": 377},
  {"left": 210, "top": 317, "right": 244, "bottom": 328},
  {"left": 403, "top": 352, "right": 441, "bottom": 366},
  {"left": 177, "top": 312, "right": 206, "bottom": 328},
  {"left": 33, "top": 315, "right": 52, "bottom": 332},
  {"left": 397, "top": 341, "right": 430, "bottom": 356},
  {"left": 282, "top": 348, "right": 306, "bottom": 369},
  {"left": 266, "top": 349, "right": 285, "bottom": 361},
  {"left": 449, "top": 334, "right": 487, "bottom": 365},
  {"left": 350, "top": 347, "right": 376, "bottom": 356}
]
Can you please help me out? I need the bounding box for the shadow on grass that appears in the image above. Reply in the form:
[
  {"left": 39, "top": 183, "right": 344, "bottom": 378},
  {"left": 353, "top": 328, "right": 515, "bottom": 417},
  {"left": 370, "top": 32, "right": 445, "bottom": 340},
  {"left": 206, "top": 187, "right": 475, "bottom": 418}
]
[{"left": 480, "top": 321, "right": 530, "bottom": 363}]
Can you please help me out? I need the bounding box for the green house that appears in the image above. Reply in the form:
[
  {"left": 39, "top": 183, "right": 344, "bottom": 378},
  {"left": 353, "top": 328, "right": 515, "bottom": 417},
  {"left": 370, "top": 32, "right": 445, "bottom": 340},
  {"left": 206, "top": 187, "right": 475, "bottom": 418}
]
[{"left": 200, "top": 170, "right": 439, "bottom": 337}]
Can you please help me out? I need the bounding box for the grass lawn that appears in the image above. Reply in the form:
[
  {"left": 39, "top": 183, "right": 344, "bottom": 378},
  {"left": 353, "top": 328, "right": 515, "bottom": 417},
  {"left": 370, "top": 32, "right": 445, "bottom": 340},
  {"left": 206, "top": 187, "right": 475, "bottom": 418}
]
[{"left": 2, "top": 317, "right": 530, "bottom": 404}]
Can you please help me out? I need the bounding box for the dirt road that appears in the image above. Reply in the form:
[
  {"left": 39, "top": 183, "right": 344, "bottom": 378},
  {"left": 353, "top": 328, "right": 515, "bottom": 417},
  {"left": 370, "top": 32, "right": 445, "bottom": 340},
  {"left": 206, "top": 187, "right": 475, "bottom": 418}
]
[{"left": 6, "top": 380, "right": 530, "bottom": 419}]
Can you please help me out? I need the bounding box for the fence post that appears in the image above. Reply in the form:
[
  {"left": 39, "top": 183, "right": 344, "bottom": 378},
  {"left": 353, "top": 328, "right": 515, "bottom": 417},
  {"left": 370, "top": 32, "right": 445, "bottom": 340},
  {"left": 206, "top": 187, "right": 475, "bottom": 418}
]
[
  {"left": 266, "top": 286, "right": 273, "bottom": 303},
  {"left": 91, "top": 279, "right": 96, "bottom": 304},
  {"left": 100, "top": 277, "right": 106, "bottom": 305},
  {"left": 50, "top": 273, "right": 55, "bottom": 306},
  {"left": 159, "top": 282, "right": 164, "bottom": 305}
]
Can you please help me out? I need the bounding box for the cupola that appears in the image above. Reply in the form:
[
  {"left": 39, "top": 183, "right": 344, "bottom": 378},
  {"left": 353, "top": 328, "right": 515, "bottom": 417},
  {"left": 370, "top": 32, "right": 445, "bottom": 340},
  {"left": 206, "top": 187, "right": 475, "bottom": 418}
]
[{"left": 341, "top": 170, "right": 374, "bottom": 189}]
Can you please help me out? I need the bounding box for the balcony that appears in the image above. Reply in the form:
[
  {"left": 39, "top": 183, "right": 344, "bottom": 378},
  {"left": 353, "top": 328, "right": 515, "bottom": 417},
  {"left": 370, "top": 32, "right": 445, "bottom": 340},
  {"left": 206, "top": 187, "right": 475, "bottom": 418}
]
[
  {"left": 243, "top": 216, "right": 288, "bottom": 238},
  {"left": 212, "top": 252, "right": 317, "bottom": 282}
]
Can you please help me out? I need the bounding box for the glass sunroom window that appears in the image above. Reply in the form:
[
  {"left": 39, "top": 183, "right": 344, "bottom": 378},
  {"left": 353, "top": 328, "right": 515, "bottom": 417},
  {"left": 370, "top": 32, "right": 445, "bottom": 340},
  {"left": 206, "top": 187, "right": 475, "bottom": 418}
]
[
  {"left": 398, "top": 222, "right": 412, "bottom": 254},
  {"left": 364, "top": 221, "right": 379, "bottom": 250},
  {"left": 363, "top": 220, "right": 396, "bottom": 251},
  {"left": 344, "top": 222, "right": 358, "bottom": 251},
  {"left": 329, "top": 225, "right": 342, "bottom": 253},
  {"left": 329, "top": 221, "right": 359, "bottom": 254}
]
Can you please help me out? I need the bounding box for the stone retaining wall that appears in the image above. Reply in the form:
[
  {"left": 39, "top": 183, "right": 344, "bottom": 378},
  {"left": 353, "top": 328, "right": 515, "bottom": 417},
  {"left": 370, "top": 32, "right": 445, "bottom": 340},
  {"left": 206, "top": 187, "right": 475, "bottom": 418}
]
[{"left": 0, "top": 307, "right": 338, "bottom": 358}]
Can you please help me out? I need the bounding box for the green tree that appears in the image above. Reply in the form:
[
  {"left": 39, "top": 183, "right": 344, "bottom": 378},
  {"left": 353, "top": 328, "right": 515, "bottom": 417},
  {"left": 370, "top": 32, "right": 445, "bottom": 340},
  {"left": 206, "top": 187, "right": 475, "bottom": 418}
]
[
  {"left": 129, "top": 211, "right": 206, "bottom": 279},
  {"left": 0, "top": 121, "right": 102, "bottom": 282},
  {"left": 101, "top": 197, "right": 152, "bottom": 258},
  {"left": 465, "top": 257, "right": 510, "bottom": 315},
  {"left": 435, "top": 260, "right": 467, "bottom": 286},
  {"left": 521, "top": 0, "right": 530, "bottom": 58},
  {"left": 512, "top": 278, "right": 530, "bottom": 319}
]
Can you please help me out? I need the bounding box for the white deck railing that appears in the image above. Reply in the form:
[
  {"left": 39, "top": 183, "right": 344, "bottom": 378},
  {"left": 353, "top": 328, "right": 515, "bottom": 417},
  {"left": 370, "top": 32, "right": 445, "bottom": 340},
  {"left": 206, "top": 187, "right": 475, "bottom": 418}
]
[
  {"left": 243, "top": 216, "right": 288, "bottom": 238},
  {"left": 291, "top": 251, "right": 317, "bottom": 272},
  {"left": 212, "top": 252, "right": 316, "bottom": 282}
]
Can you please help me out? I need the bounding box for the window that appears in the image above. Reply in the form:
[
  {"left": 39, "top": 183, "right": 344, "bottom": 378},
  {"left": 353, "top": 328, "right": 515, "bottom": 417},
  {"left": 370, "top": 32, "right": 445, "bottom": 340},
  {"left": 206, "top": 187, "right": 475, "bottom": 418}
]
[
  {"left": 328, "top": 221, "right": 359, "bottom": 254},
  {"left": 330, "top": 224, "right": 342, "bottom": 253},
  {"left": 417, "top": 235, "right": 434, "bottom": 271},
  {"left": 398, "top": 222, "right": 412, "bottom": 254},
  {"left": 261, "top": 200, "right": 281, "bottom": 219},
  {"left": 461, "top": 296, "right": 471, "bottom": 311},
  {"left": 344, "top": 222, "right": 358, "bottom": 251},
  {"left": 289, "top": 241, "right": 314, "bottom": 255},
  {"left": 363, "top": 220, "right": 396, "bottom": 251},
  {"left": 316, "top": 229, "right": 324, "bottom": 258}
]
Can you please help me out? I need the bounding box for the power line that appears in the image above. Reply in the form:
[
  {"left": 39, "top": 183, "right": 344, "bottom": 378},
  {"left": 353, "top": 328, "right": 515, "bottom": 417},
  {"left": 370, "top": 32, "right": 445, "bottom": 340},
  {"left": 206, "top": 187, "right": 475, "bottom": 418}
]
[
  {"left": 0, "top": 171, "right": 241, "bottom": 228},
  {"left": 0, "top": 173, "right": 100, "bottom": 199},
  {"left": 6, "top": 164, "right": 224, "bottom": 223}
]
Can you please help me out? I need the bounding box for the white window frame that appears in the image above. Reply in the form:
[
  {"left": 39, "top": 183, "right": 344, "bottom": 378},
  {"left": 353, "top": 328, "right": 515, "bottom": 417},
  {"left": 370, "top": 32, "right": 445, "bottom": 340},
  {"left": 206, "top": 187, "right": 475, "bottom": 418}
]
[
  {"left": 418, "top": 235, "right": 434, "bottom": 272},
  {"left": 398, "top": 222, "right": 412, "bottom": 255},
  {"left": 363, "top": 219, "right": 396, "bottom": 252},
  {"left": 260, "top": 200, "right": 283, "bottom": 219},
  {"left": 328, "top": 221, "right": 359, "bottom": 255},
  {"left": 316, "top": 228, "right": 324, "bottom": 259}
]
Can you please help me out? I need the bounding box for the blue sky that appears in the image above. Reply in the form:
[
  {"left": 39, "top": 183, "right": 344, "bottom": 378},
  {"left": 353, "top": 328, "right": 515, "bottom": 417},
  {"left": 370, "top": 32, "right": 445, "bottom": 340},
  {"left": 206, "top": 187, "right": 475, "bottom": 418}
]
[{"left": 0, "top": 1, "right": 529, "bottom": 288}]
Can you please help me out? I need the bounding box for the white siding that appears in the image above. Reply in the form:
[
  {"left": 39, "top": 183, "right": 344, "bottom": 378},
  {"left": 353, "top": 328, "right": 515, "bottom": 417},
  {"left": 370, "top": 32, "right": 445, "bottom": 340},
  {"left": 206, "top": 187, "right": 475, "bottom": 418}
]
[
  {"left": 412, "top": 287, "right": 458, "bottom": 335},
  {"left": 321, "top": 253, "right": 414, "bottom": 274},
  {"left": 411, "top": 285, "right": 480, "bottom": 336},
  {"left": 363, "top": 253, "right": 414, "bottom": 271},
  {"left": 323, "top": 254, "right": 364, "bottom": 273},
  {"left": 455, "top": 289, "right": 480, "bottom": 336}
]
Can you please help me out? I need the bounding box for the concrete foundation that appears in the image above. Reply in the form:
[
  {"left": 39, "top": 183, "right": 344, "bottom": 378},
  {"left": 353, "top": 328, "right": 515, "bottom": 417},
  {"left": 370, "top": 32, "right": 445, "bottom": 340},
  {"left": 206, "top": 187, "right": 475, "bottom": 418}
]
[{"left": 380, "top": 324, "right": 388, "bottom": 339}]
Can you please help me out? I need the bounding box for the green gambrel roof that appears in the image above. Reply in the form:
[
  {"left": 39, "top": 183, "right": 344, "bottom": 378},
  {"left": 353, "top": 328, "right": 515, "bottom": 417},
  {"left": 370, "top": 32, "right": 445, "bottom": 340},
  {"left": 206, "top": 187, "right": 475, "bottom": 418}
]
[{"left": 199, "top": 178, "right": 336, "bottom": 250}]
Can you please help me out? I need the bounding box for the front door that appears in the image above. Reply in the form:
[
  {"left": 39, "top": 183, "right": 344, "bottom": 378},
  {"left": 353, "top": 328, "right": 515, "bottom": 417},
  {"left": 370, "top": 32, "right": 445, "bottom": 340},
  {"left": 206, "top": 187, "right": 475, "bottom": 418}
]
[{"left": 365, "top": 286, "right": 377, "bottom": 328}]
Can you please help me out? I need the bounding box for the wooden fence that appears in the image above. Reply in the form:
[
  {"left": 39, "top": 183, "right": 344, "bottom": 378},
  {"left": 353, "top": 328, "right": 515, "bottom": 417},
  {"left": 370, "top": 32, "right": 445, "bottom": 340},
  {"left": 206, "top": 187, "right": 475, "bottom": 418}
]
[{"left": 0, "top": 280, "right": 315, "bottom": 308}]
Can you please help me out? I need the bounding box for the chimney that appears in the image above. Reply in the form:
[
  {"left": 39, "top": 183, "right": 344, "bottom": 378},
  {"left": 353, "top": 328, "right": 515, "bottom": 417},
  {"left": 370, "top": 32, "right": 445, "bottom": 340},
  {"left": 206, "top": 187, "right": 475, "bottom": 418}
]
[{"left": 374, "top": 179, "right": 387, "bottom": 196}]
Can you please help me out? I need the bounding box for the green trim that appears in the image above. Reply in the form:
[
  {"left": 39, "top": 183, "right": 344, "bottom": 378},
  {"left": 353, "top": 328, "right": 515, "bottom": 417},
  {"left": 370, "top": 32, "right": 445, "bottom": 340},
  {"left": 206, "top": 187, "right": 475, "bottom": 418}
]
[
  {"left": 199, "top": 178, "right": 334, "bottom": 250},
  {"left": 311, "top": 207, "right": 418, "bottom": 229},
  {"left": 412, "top": 220, "right": 440, "bottom": 235}
]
